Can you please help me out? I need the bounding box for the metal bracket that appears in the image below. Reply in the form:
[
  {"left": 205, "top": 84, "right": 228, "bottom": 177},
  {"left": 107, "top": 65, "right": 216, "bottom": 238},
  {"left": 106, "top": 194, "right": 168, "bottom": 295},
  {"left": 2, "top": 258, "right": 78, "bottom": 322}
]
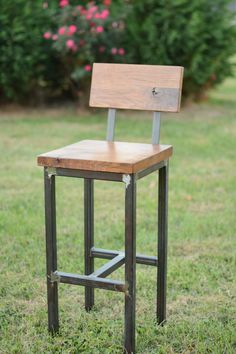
[
  {"left": 122, "top": 174, "right": 131, "bottom": 188},
  {"left": 163, "top": 160, "right": 168, "bottom": 167},
  {"left": 50, "top": 271, "right": 60, "bottom": 283},
  {"left": 152, "top": 111, "right": 161, "bottom": 144},
  {"left": 106, "top": 108, "right": 116, "bottom": 141},
  {"left": 47, "top": 167, "right": 57, "bottom": 178}
]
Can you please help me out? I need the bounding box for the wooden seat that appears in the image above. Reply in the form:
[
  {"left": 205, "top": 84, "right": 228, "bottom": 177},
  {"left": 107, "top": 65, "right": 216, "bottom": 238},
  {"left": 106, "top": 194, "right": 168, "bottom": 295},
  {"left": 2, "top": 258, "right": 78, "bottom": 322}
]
[{"left": 37, "top": 140, "right": 173, "bottom": 173}]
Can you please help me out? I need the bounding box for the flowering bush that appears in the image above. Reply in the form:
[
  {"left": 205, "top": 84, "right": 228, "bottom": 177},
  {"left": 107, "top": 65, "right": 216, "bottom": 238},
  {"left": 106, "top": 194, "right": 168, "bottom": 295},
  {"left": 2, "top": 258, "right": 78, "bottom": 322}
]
[
  {"left": 125, "top": 0, "right": 236, "bottom": 100},
  {"left": 0, "top": 0, "right": 62, "bottom": 102},
  {"left": 43, "top": 0, "right": 126, "bottom": 96},
  {"left": 2, "top": 0, "right": 234, "bottom": 104}
]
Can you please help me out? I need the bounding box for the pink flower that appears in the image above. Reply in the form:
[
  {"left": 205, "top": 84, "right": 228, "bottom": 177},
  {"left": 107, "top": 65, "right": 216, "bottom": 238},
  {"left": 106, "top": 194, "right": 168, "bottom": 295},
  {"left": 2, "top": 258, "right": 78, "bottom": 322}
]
[
  {"left": 69, "top": 25, "right": 77, "bottom": 33},
  {"left": 60, "top": 0, "right": 69, "bottom": 8},
  {"left": 94, "top": 13, "right": 101, "bottom": 19},
  {"left": 96, "top": 26, "right": 104, "bottom": 33},
  {"left": 103, "top": 0, "right": 111, "bottom": 6},
  {"left": 84, "top": 64, "right": 92, "bottom": 72},
  {"left": 66, "top": 39, "right": 75, "bottom": 49},
  {"left": 58, "top": 27, "right": 66, "bottom": 35},
  {"left": 43, "top": 32, "right": 51, "bottom": 39},
  {"left": 99, "top": 46, "right": 105, "bottom": 53},
  {"left": 118, "top": 48, "right": 125, "bottom": 55},
  {"left": 88, "top": 6, "right": 98, "bottom": 14},
  {"left": 43, "top": 2, "right": 48, "bottom": 9},
  {"left": 100, "top": 9, "right": 109, "bottom": 19},
  {"left": 111, "top": 47, "right": 117, "bottom": 55},
  {"left": 52, "top": 34, "right": 58, "bottom": 41},
  {"left": 67, "top": 25, "right": 77, "bottom": 35}
]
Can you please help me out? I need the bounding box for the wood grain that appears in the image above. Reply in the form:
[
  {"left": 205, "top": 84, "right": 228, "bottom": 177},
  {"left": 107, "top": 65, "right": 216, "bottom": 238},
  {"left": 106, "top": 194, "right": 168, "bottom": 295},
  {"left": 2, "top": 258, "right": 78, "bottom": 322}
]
[
  {"left": 90, "top": 63, "right": 184, "bottom": 112},
  {"left": 37, "top": 140, "right": 173, "bottom": 173}
]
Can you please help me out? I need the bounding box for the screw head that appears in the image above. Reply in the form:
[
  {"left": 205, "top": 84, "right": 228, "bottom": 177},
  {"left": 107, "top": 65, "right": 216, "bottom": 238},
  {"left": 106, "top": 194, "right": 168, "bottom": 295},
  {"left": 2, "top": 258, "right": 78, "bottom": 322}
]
[{"left": 152, "top": 87, "right": 159, "bottom": 96}]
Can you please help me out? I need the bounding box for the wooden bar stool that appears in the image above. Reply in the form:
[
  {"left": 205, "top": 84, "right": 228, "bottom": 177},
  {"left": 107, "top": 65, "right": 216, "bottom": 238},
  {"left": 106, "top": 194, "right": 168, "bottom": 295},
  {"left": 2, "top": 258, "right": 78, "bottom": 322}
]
[{"left": 37, "top": 63, "right": 183, "bottom": 353}]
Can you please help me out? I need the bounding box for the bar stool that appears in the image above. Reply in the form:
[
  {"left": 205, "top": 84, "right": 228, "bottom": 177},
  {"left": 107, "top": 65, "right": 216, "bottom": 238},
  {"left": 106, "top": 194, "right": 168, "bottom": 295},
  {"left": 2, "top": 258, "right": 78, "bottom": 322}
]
[{"left": 37, "top": 63, "right": 183, "bottom": 353}]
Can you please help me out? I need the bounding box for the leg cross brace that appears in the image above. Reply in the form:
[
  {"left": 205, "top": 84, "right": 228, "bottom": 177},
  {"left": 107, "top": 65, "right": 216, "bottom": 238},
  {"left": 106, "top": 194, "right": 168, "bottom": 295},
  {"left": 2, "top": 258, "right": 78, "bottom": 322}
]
[{"left": 49, "top": 248, "right": 157, "bottom": 293}]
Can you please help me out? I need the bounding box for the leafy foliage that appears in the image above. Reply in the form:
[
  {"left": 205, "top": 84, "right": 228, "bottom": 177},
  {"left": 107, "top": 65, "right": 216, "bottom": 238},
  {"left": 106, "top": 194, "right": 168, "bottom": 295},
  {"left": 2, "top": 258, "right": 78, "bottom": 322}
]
[
  {"left": 0, "top": 0, "right": 64, "bottom": 102},
  {"left": 0, "top": 0, "right": 235, "bottom": 103},
  {"left": 124, "top": 0, "right": 236, "bottom": 99},
  {"left": 43, "top": 0, "right": 126, "bottom": 96}
]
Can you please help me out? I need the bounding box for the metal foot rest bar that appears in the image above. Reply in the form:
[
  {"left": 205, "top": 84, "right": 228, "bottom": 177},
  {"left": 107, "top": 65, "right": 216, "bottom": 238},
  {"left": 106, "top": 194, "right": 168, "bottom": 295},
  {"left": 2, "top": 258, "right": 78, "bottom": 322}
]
[
  {"left": 49, "top": 246, "right": 157, "bottom": 295},
  {"left": 51, "top": 271, "right": 127, "bottom": 293},
  {"left": 91, "top": 247, "right": 158, "bottom": 267},
  {"left": 91, "top": 254, "right": 125, "bottom": 278}
]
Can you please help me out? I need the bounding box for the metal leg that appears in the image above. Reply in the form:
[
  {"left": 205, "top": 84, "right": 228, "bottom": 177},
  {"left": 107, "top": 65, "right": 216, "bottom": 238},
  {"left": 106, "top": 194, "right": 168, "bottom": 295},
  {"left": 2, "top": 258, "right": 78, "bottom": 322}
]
[
  {"left": 84, "top": 178, "right": 94, "bottom": 311},
  {"left": 44, "top": 168, "right": 59, "bottom": 333},
  {"left": 124, "top": 175, "right": 136, "bottom": 354},
  {"left": 157, "top": 163, "right": 168, "bottom": 324}
]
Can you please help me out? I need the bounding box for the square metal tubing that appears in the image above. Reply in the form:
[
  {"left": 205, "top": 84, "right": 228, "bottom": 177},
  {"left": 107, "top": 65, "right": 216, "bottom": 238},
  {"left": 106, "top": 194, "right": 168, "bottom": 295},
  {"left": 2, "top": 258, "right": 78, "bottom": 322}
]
[
  {"left": 124, "top": 174, "right": 136, "bottom": 353},
  {"left": 157, "top": 163, "right": 169, "bottom": 324},
  {"left": 44, "top": 168, "right": 59, "bottom": 333},
  {"left": 43, "top": 160, "right": 169, "bottom": 353},
  {"left": 84, "top": 178, "right": 94, "bottom": 311}
]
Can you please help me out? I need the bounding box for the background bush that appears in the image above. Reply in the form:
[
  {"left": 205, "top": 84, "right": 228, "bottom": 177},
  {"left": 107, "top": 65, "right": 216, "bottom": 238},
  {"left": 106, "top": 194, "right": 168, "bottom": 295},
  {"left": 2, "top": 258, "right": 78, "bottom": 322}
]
[
  {"left": 42, "top": 0, "right": 126, "bottom": 103},
  {"left": 124, "top": 0, "right": 236, "bottom": 100},
  {"left": 0, "top": 0, "right": 236, "bottom": 103},
  {"left": 0, "top": 0, "right": 65, "bottom": 103}
]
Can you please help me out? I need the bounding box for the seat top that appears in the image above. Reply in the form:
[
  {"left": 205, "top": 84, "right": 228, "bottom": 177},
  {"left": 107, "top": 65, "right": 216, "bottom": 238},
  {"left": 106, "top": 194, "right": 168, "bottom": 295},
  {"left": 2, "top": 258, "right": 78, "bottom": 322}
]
[{"left": 38, "top": 140, "right": 172, "bottom": 174}]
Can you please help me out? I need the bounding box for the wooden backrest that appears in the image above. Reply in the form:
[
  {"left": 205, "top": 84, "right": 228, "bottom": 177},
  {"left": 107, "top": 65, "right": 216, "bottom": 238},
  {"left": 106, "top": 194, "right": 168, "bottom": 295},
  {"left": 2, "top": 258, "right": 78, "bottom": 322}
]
[{"left": 89, "top": 63, "right": 184, "bottom": 113}]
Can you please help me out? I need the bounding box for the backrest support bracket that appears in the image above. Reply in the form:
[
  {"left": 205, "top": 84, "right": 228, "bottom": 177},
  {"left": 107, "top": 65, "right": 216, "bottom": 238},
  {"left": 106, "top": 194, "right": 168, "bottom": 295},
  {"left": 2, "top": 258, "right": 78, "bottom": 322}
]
[
  {"left": 106, "top": 109, "right": 161, "bottom": 144},
  {"left": 152, "top": 112, "right": 161, "bottom": 144},
  {"left": 106, "top": 108, "right": 116, "bottom": 141}
]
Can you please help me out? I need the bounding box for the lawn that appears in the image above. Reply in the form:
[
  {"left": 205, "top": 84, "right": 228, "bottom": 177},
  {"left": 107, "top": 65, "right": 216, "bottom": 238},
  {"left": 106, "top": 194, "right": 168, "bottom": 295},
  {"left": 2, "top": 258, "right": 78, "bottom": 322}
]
[{"left": 0, "top": 77, "right": 236, "bottom": 353}]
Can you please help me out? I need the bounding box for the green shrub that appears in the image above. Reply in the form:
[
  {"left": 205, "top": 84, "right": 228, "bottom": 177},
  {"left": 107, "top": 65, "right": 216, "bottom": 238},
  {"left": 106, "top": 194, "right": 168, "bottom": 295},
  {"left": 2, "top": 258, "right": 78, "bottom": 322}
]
[
  {"left": 0, "top": 0, "right": 63, "bottom": 103},
  {"left": 124, "top": 0, "right": 236, "bottom": 99},
  {"left": 1, "top": 0, "right": 235, "bottom": 103},
  {"left": 43, "top": 0, "right": 126, "bottom": 100}
]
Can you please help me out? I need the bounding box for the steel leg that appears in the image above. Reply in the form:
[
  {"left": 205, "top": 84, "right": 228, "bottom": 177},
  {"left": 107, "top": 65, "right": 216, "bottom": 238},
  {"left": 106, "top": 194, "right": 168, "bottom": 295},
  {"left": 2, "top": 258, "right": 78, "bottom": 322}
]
[
  {"left": 44, "top": 168, "right": 59, "bottom": 333},
  {"left": 157, "top": 163, "right": 168, "bottom": 324},
  {"left": 124, "top": 175, "right": 136, "bottom": 353},
  {"left": 84, "top": 178, "right": 94, "bottom": 311}
]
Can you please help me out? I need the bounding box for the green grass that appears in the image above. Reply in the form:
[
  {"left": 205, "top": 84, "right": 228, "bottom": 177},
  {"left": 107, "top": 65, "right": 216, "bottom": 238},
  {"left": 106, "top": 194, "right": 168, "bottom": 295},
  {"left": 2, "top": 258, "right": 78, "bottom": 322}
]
[{"left": 0, "top": 78, "right": 236, "bottom": 353}]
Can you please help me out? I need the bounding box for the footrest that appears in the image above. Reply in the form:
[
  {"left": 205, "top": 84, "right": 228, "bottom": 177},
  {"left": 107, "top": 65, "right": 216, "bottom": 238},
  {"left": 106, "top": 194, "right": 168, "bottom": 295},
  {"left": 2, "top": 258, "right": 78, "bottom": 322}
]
[
  {"left": 91, "top": 254, "right": 125, "bottom": 278},
  {"left": 91, "top": 247, "right": 158, "bottom": 266},
  {"left": 50, "top": 271, "right": 127, "bottom": 292}
]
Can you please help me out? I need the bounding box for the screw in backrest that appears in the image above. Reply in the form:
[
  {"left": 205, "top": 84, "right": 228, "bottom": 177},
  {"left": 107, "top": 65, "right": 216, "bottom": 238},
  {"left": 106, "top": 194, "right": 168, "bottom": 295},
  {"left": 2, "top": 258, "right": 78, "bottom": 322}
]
[{"left": 152, "top": 87, "right": 160, "bottom": 96}]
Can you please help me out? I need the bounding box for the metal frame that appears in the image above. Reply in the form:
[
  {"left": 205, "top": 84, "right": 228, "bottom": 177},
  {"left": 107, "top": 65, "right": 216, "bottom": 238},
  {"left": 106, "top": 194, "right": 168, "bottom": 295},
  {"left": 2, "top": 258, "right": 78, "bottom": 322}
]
[
  {"left": 106, "top": 108, "right": 116, "bottom": 141},
  {"left": 124, "top": 173, "right": 136, "bottom": 352},
  {"left": 91, "top": 247, "right": 157, "bottom": 266},
  {"left": 44, "top": 158, "right": 169, "bottom": 353},
  {"left": 152, "top": 111, "right": 161, "bottom": 144},
  {"left": 51, "top": 271, "right": 126, "bottom": 292},
  {"left": 106, "top": 109, "right": 161, "bottom": 145},
  {"left": 84, "top": 178, "right": 94, "bottom": 311},
  {"left": 44, "top": 169, "right": 59, "bottom": 333},
  {"left": 157, "top": 162, "right": 168, "bottom": 324}
]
